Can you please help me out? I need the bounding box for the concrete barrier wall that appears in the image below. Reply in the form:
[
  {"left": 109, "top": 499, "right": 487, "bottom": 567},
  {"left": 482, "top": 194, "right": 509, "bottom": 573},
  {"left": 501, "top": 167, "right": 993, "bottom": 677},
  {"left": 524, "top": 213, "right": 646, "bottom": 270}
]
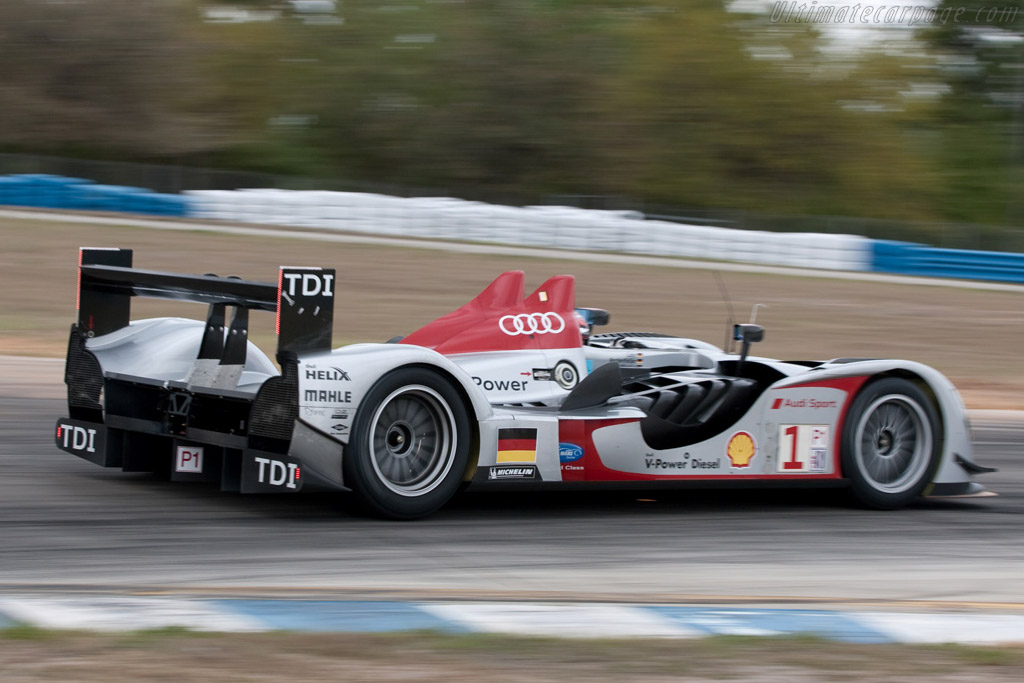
[{"left": 184, "top": 188, "right": 874, "bottom": 271}]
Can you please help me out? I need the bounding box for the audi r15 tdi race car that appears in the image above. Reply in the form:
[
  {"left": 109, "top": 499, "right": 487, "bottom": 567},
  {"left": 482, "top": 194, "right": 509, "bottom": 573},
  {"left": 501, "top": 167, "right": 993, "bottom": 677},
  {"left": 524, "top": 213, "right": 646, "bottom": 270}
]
[{"left": 56, "top": 248, "right": 994, "bottom": 518}]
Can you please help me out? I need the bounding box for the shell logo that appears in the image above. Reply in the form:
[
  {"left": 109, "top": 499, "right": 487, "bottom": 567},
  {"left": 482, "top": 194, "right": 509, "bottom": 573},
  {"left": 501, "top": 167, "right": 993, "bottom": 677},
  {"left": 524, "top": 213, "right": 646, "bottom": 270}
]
[{"left": 726, "top": 431, "right": 756, "bottom": 468}]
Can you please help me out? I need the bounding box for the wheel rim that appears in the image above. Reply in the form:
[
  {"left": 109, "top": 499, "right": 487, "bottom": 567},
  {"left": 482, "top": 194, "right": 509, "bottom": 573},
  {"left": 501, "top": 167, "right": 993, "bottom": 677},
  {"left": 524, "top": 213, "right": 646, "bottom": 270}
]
[
  {"left": 854, "top": 393, "right": 932, "bottom": 494},
  {"left": 367, "top": 384, "right": 457, "bottom": 497}
]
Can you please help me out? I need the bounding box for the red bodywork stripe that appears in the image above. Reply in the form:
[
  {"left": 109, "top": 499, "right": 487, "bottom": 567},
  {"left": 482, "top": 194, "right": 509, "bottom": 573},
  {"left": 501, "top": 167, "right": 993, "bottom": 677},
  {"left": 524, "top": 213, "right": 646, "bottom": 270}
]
[
  {"left": 780, "top": 375, "right": 870, "bottom": 479},
  {"left": 76, "top": 248, "right": 83, "bottom": 312},
  {"left": 497, "top": 438, "right": 537, "bottom": 452},
  {"left": 275, "top": 267, "right": 283, "bottom": 336},
  {"left": 558, "top": 375, "right": 871, "bottom": 482}
]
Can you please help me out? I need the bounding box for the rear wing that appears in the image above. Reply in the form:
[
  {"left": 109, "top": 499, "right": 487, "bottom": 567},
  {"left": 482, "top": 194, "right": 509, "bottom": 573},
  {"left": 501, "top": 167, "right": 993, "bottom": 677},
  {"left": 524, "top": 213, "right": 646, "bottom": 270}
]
[{"left": 75, "top": 248, "right": 335, "bottom": 361}]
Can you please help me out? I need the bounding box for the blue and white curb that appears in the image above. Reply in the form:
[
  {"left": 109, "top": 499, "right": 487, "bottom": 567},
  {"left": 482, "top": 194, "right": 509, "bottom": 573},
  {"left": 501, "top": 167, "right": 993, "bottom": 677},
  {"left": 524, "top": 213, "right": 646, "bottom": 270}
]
[
  {"left": 0, "top": 596, "right": 262, "bottom": 633},
  {"left": 1, "top": 597, "right": 1023, "bottom": 644}
]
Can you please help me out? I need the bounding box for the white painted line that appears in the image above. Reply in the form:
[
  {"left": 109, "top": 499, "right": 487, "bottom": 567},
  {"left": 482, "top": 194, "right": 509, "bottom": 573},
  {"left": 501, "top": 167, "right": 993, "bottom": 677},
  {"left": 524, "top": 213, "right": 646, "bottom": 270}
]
[
  {"left": 856, "top": 612, "right": 1024, "bottom": 644},
  {"left": 417, "top": 602, "right": 701, "bottom": 638},
  {"left": 0, "top": 596, "right": 266, "bottom": 632},
  {"left": 675, "top": 611, "right": 778, "bottom": 636},
  {"left": 4, "top": 208, "right": 1024, "bottom": 292}
]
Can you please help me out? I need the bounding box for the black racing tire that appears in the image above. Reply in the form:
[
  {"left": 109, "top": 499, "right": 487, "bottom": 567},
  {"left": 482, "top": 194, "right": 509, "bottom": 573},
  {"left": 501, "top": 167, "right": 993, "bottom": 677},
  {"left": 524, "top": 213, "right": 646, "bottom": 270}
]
[
  {"left": 343, "top": 367, "right": 471, "bottom": 519},
  {"left": 841, "top": 377, "right": 941, "bottom": 510}
]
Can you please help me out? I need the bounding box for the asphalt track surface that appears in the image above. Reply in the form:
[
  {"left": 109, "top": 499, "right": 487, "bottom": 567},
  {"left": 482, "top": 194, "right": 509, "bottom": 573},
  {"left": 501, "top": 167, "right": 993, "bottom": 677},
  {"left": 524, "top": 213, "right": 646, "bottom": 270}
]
[{"left": 2, "top": 365, "right": 1022, "bottom": 608}]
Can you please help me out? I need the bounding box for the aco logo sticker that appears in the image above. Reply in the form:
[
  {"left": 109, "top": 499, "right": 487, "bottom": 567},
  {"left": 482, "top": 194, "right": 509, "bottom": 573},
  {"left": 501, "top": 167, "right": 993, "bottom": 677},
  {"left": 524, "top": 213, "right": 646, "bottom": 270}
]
[
  {"left": 559, "top": 443, "right": 584, "bottom": 463},
  {"left": 726, "top": 431, "right": 756, "bottom": 468}
]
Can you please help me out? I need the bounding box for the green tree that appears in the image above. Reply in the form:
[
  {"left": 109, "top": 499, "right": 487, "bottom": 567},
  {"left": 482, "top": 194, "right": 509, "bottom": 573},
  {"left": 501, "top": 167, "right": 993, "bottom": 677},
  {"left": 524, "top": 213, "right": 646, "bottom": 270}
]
[
  {"left": 926, "top": 1, "right": 1024, "bottom": 225},
  {"left": 602, "top": 2, "right": 938, "bottom": 218},
  {"left": 0, "top": 0, "right": 222, "bottom": 158}
]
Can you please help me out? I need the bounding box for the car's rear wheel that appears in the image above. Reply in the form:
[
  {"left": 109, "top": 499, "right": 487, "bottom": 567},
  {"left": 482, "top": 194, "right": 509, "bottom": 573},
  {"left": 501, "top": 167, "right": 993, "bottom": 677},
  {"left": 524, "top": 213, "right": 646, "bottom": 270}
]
[
  {"left": 344, "top": 367, "right": 471, "bottom": 519},
  {"left": 841, "top": 377, "right": 940, "bottom": 510}
]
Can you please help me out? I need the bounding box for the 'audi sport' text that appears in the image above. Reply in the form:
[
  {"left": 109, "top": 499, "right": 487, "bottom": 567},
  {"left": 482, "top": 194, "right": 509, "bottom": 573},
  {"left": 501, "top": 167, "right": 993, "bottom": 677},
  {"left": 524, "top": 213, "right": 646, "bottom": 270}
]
[{"left": 772, "top": 398, "right": 839, "bottom": 410}]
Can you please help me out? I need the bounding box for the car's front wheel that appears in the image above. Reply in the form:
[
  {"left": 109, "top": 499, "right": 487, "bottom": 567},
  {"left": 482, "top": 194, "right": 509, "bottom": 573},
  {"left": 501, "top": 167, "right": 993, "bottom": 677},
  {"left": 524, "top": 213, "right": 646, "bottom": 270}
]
[
  {"left": 344, "top": 367, "right": 471, "bottom": 519},
  {"left": 841, "top": 377, "right": 940, "bottom": 509}
]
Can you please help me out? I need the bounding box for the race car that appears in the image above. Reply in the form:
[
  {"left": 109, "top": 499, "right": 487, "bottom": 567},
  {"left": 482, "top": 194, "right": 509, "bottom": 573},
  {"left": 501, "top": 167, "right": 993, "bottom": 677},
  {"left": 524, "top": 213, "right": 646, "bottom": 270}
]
[{"left": 56, "top": 248, "right": 994, "bottom": 518}]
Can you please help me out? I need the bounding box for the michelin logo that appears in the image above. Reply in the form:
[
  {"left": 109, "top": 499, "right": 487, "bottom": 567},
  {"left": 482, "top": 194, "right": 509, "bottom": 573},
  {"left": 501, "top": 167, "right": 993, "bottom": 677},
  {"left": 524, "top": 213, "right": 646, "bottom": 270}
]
[{"left": 487, "top": 465, "right": 538, "bottom": 480}]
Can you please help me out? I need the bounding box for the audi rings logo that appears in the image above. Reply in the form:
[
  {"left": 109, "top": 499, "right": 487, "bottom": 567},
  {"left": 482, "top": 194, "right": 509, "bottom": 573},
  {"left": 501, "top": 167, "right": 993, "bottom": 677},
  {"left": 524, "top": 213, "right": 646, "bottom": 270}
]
[{"left": 498, "top": 312, "right": 566, "bottom": 336}]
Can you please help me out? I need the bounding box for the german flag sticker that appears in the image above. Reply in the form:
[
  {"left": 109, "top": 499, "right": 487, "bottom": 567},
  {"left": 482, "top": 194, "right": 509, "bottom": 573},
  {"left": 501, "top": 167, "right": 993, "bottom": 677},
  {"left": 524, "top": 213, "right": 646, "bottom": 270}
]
[{"left": 496, "top": 427, "right": 538, "bottom": 463}]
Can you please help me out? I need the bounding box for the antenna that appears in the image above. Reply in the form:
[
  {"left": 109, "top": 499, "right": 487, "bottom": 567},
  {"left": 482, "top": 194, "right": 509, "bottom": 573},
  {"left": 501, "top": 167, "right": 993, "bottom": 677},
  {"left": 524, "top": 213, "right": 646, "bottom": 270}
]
[
  {"left": 749, "top": 303, "right": 768, "bottom": 324},
  {"left": 712, "top": 271, "right": 736, "bottom": 353}
]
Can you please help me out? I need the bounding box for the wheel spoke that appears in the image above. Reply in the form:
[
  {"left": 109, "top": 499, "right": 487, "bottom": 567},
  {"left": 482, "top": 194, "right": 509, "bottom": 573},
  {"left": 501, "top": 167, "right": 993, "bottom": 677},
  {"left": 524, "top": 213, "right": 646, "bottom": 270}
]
[
  {"left": 418, "top": 435, "right": 438, "bottom": 458},
  {"left": 403, "top": 398, "right": 421, "bottom": 423},
  {"left": 876, "top": 456, "right": 889, "bottom": 483},
  {"left": 864, "top": 457, "right": 879, "bottom": 480},
  {"left": 893, "top": 409, "right": 910, "bottom": 435},
  {"left": 367, "top": 384, "right": 457, "bottom": 496},
  {"left": 853, "top": 391, "right": 933, "bottom": 495},
  {"left": 382, "top": 401, "right": 400, "bottom": 423},
  {"left": 377, "top": 452, "right": 395, "bottom": 478},
  {"left": 390, "top": 455, "right": 405, "bottom": 482},
  {"left": 408, "top": 451, "right": 432, "bottom": 478},
  {"left": 886, "top": 455, "right": 900, "bottom": 483},
  {"left": 408, "top": 412, "right": 433, "bottom": 433},
  {"left": 896, "top": 444, "right": 914, "bottom": 469}
]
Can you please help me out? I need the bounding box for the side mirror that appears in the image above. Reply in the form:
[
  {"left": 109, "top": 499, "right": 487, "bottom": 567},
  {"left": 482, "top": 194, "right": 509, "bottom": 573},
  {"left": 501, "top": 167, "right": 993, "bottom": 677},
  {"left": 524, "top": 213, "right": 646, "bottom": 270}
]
[
  {"left": 733, "top": 323, "right": 764, "bottom": 344},
  {"left": 732, "top": 324, "right": 765, "bottom": 376},
  {"left": 575, "top": 308, "right": 610, "bottom": 327}
]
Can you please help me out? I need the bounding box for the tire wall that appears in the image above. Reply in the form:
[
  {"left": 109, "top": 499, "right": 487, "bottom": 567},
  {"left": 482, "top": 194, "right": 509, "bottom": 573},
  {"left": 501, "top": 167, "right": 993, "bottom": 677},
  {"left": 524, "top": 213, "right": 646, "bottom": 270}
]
[{"left": 7, "top": 174, "right": 1023, "bottom": 281}]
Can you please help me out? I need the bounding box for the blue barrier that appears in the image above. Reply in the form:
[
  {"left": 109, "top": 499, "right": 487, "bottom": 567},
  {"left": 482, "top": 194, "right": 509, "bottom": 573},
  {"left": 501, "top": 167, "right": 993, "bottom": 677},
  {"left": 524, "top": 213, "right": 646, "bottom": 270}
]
[
  {"left": 0, "top": 174, "right": 188, "bottom": 217},
  {"left": 0, "top": 177, "right": 19, "bottom": 204},
  {"left": 2, "top": 174, "right": 92, "bottom": 208},
  {"left": 127, "top": 191, "right": 189, "bottom": 216},
  {"left": 873, "top": 240, "right": 1024, "bottom": 284},
  {"left": 74, "top": 184, "right": 145, "bottom": 212}
]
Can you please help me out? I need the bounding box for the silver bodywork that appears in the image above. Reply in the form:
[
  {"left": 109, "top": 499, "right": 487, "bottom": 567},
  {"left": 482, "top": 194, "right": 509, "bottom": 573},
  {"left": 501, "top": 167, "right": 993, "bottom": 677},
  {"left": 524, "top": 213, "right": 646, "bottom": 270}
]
[
  {"left": 88, "top": 318, "right": 277, "bottom": 391},
  {"left": 87, "top": 322, "right": 979, "bottom": 491}
]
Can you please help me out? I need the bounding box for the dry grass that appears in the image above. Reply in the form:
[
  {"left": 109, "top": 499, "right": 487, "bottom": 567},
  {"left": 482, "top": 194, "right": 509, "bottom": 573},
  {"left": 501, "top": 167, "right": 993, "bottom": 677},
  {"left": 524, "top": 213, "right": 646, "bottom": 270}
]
[
  {"left": 1, "top": 629, "right": 1022, "bottom": 682},
  {"left": 2, "top": 214, "right": 1023, "bottom": 407}
]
